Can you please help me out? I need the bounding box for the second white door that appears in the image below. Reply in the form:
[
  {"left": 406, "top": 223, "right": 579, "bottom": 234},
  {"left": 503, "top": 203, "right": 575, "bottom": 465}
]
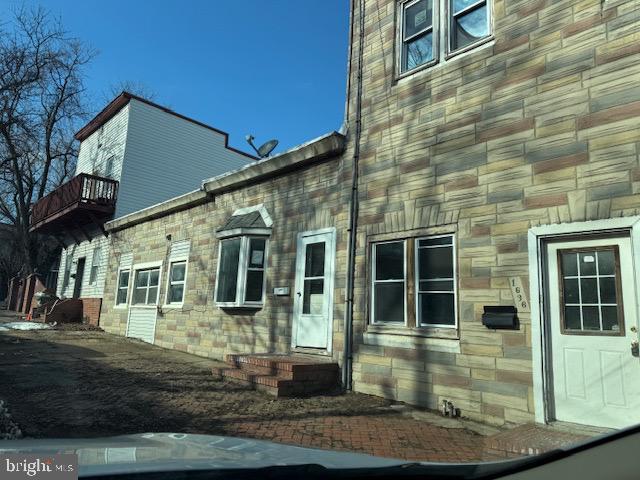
[{"left": 292, "top": 229, "right": 335, "bottom": 351}]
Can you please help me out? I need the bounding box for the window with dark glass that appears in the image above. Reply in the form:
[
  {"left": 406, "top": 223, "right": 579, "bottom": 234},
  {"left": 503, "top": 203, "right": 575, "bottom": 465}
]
[
  {"left": 400, "top": 0, "right": 434, "bottom": 73},
  {"left": 370, "top": 235, "right": 457, "bottom": 329},
  {"left": 89, "top": 246, "right": 101, "bottom": 285},
  {"left": 116, "top": 269, "right": 130, "bottom": 305},
  {"left": 132, "top": 267, "right": 160, "bottom": 305},
  {"left": 398, "top": 0, "right": 491, "bottom": 76},
  {"left": 215, "top": 236, "right": 267, "bottom": 307},
  {"left": 559, "top": 247, "right": 624, "bottom": 334},
  {"left": 372, "top": 241, "right": 406, "bottom": 324},
  {"left": 167, "top": 261, "right": 187, "bottom": 304},
  {"left": 416, "top": 236, "right": 456, "bottom": 326},
  {"left": 303, "top": 242, "right": 326, "bottom": 315},
  {"left": 449, "top": 0, "right": 490, "bottom": 52}
]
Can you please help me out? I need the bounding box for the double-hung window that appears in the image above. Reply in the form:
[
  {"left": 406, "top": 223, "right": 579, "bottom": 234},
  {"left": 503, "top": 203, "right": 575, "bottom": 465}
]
[
  {"left": 416, "top": 236, "right": 456, "bottom": 327},
  {"left": 164, "top": 240, "right": 190, "bottom": 307},
  {"left": 398, "top": 0, "right": 492, "bottom": 76},
  {"left": 116, "top": 269, "right": 130, "bottom": 306},
  {"left": 89, "top": 246, "right": 101, "bottom": 285},
  {"left": 371, "top": 241, "right": 406, "bottom": 324},
  {"left": 62, "top": 252, "right": 73, "bottom": 290},
  {"left": 215, "top": 236, "right": 267, "bottom": 307},
  {"left": 115, "top": 253, "right": 133, "bottom": 307},
  {"left": 370, "top": 234, "right": 457, "bottom": 329},
  {"left": 132, "top": 268, "right": 160, "bottom": 306},
  {"left": 166, "top": 261, "right": 187, "bottom": 305}
]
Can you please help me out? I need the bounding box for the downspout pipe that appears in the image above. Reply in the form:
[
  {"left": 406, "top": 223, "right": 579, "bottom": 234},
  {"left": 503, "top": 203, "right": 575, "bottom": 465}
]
[{"left": 342, "top": 0, "right": 365, "bottom": 391}]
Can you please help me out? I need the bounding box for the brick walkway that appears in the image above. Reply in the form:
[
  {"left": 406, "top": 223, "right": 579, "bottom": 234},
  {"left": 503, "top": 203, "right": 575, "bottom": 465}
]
[
  {"left": 219, "top": 415, "right": 488, "bottom": 462},
  {"left": 216, "top": 416, "right": 595, "bottom": 462}
]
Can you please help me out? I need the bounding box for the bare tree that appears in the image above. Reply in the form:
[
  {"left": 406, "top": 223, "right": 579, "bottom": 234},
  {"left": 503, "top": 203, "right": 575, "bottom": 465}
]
[
  {"left": 0, "top": 6, "right": 94, "bottom": 278},
  {"left": 105, "top": 80, "right": 157, "bottom": 103}
]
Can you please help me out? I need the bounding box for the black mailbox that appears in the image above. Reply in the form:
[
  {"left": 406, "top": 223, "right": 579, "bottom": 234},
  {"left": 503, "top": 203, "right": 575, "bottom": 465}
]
[{"left": 482, "top": 305, "right": 518, "bottom": 330}]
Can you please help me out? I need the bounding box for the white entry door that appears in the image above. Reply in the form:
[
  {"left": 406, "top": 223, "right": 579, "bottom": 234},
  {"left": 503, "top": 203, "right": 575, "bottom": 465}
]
[
  {"left": 547, "top": 237, "right": 640, "bottom": 428},
  {"left": 292, "top": 229, "right": 335, "bottom": 351},
  {"left": 126, "top": 265, "right": 161, "bottom": 344}
]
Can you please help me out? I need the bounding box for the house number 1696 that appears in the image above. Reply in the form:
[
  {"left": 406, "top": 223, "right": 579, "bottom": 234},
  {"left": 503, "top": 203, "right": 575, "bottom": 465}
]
[{"left": 509, "top": 277, "right": 530, "bottom": 312}]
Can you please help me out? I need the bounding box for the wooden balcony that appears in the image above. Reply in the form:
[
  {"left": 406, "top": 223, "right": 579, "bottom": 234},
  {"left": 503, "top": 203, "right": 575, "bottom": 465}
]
[{"left": 30, "top": 173, "right": 119, "bottom": 236}]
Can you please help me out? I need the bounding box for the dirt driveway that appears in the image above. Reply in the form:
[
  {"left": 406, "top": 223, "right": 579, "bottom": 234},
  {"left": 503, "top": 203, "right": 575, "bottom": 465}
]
[{"left": 0, "top": 328, "right": 493, "bottom": 461}]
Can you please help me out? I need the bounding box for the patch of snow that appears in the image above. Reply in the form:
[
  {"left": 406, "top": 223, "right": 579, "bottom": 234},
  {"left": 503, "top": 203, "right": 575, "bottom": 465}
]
[{"left": 0, "top": 322, "right": 52, "bottom": 331}]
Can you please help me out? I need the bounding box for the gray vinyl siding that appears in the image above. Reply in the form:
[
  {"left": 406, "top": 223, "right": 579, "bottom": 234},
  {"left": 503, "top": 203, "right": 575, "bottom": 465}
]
[{"left": 115, "top": 99, "right": 250, "bottom": 218}]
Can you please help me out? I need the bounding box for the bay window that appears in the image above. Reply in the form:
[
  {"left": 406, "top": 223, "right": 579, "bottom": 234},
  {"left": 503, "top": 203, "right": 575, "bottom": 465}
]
[{"left": 215, "top": 236, "right": 267, "bottom": 307}]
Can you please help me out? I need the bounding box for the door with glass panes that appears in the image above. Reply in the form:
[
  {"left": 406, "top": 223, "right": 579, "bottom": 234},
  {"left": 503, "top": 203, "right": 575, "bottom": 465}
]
[
  {"left": 292, "top": 229, "right": 335, "bottom": 351},
  {"left": 547, "top": 237, "right": 640, "bottom": 429}
]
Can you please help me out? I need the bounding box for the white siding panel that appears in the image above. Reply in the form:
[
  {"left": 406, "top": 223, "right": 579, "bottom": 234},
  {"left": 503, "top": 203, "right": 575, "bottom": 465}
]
[
  {"left": 75, "top": 105, "right": 130, "bottom": 181},
  {"left": 119, "top": 252, "right": 133, "bottom": 267},
  {"left": 126, "top": 308, "right": 157, "bottom": 344},
  {"left": 169, "top": 240, "right": 191, "bottom": 261},
  {"left": 56, "top": 237, "right": 110, "bottom": 299},
  {"left": 115, "top": 99, "right": 250, "bottom": 218}
]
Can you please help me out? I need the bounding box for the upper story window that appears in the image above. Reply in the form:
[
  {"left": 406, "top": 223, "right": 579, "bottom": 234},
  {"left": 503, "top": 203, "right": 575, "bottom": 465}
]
[{"left": 398, "top": 0, "right": 492, "bottom": 76}]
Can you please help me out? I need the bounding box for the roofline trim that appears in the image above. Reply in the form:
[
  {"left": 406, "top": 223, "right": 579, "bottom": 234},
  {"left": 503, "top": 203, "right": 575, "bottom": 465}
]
[
  {"left": 104, "top": 131, "right": 345, "bottom": 233},
  {"left": 74, "top": 91, "right": 257, "bottom": 160}
]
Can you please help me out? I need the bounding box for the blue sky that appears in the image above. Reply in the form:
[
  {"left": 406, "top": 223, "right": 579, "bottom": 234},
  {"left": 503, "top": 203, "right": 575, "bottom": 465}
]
[{"left": 0, "top": 0, "right": 350, "bottom": 154}]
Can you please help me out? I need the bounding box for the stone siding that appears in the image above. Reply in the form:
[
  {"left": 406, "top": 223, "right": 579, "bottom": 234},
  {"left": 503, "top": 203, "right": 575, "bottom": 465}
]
[
  {"left": 99, "top": 158, "right": 350, "bottom": 362},
  {"left": 348, "top": 0, "right": 640, "bottom": 425}
]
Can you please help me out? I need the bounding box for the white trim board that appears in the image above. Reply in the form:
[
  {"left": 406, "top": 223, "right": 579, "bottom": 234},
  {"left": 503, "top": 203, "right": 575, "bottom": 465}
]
[{"left": 528, "top": 216, "right": 640, "bottom": 424}]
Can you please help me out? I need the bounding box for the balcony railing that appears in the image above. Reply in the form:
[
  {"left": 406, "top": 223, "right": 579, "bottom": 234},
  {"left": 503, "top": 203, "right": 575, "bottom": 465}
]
[{"left": 30, "top": 173, "right": 119, "bottom": 232}]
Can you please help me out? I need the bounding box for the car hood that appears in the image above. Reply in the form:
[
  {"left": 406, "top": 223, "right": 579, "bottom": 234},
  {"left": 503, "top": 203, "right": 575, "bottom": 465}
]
[{"left": 0, "top": 433, "right": 407, "bottom": 476}]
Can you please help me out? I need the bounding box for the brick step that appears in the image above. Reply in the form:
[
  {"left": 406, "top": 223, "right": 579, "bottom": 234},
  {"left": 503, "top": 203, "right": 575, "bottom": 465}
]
[
  {"left": 225, "top": 354, "right": 339, "bottom": 381},
  {"left": 214, "top": 354, "right": 341, "bottom": 397}
]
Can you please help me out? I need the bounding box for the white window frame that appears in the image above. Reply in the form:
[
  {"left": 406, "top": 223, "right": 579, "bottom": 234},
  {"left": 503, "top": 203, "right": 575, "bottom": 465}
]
[
  {"left": 370, "top": 240, "right": 408, "bottom": 325},
  {"left": 89, "top": 246, "right": 102, "bottom": 285},
  {"left": 397, "top": 0, "right": 493, "bottom": 78},
  {"left": 131, "top": 264, "right": 162, "bottom": 306},
  {"left": 114, "top": 267, "right": 131, "bottom": 308},
  {"left": 164, "top": 260, "right": 188, "bottom": 307},
  {"left": 414, "top": 234, "right": 458, "bottom": 329},
  {"left": 62, "top": 252, "right": 73, "bottom": 290},
  {"left": 214, "top": 236, "right": 269, "bottom": 308}
]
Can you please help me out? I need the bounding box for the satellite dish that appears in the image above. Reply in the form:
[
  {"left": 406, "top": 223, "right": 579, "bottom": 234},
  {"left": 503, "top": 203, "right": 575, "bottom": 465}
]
[
  {"left": 246, "top": 134, "right": 279, "bottom": 158},
  {"left": 257, "top": 139, "right": 278, "bottom": 158}
]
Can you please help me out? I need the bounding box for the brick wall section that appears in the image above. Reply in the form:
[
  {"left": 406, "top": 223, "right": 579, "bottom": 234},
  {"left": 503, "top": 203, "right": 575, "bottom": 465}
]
[
  {"left": 99, "top": 157, "right": 351, "bottom": 362},
  {"left": 347, "top": 0, "right": 640, "bottom": 425},
  {"left": 81, "top": 298, "right": 102, "bottom": 326}
]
